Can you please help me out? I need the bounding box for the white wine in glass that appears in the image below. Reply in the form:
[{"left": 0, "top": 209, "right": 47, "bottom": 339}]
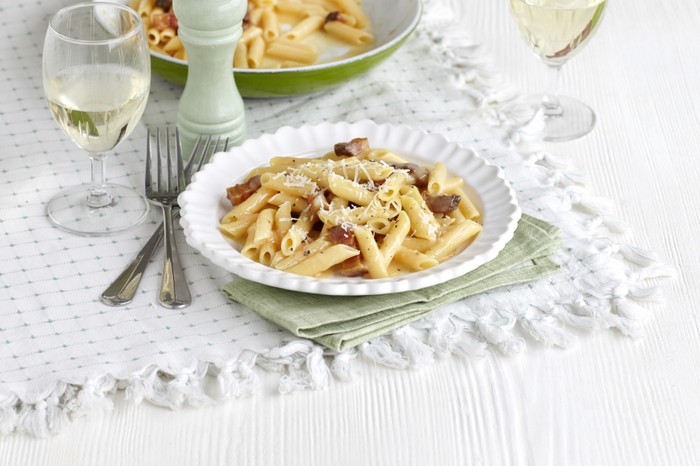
[
  {"left": 510, "top": 0, "right": 607, "bottom": 141},
  {"left": 43, "top": 2, "right": 151, "bottom": 236}
]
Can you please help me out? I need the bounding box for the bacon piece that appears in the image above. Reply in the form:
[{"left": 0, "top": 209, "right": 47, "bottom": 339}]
[
  {"left": 325, "top": 11, "right": 341, "bottom": 24},
  {"left": 334, "top": 138, "right": 370, "bottom": 157},
  {"left": 305, "top": 190, "right": 329, "bottom": 224},
  {"left": 306, "top": 190, "right": 329, "bottom": 214},
  {"left": 152, "top": 12, "right": 178, "bottom": 31},
  {"left": 155, "top": 0, "right": 172, "bottom": 10},
  {"left": 226, "top": 175, "right": 261, "bottom": 206},
  {"left": 327, "top": 224, "right": 368, "bottom": 277},
  {"left": 424, "top": 193, "right": 461, "bottom": 214},
  {"left": 337, "top": 254, "right": 368, "bottom": 277},
  {"left": 367, "top": 178, "right": 386, "bottom": 192},
  {"left": 328, "top": 224, "right": 354, "bottom": 245},
  {"left": 388, "top": 162, "right": 430, "bottom": 188}
]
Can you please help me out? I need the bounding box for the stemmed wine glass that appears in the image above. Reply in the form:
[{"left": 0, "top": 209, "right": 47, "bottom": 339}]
[
  {"left": 43, "top": 2, "right": 151, "bottom": 236},
  {"left": 510, "top": 0, "right": 607, "bottom": 141}
]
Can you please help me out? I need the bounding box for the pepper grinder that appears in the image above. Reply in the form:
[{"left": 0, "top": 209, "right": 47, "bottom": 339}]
[{"left": 173, "top": 0, "right": 247, "bottom": 156}]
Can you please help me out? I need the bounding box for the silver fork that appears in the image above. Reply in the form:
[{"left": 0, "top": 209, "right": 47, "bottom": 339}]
[
  {"left": 148, "top": 127, "right": 189, "bottom": 308},
  {"left": 101, "top": 130, "right": 227, "bottom": 307}
]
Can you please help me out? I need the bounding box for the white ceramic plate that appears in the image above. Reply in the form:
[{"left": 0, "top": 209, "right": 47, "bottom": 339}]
[{"left": 179, "top": 120, "right": 521, "bottom": 296}]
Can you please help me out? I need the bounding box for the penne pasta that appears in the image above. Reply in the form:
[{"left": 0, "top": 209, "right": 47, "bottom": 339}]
[
  {"left": 283, "top": 15, "right": 325, "bottom": 41},
  {"left": 220, "top": 138, "right": 483, "bottom": 279},
  {"left": 427, "top": 162, "right": 447, "bottom": 195},
  {"left": 234, "top": 41, "right": 249, "bottom": 68},
  {"left": 140, "top": 0, "right": 374, "bottom": 69},
  {"left": 265, "top": 40, "right": 318, "bottom": 64},
  {"left": 323, "top": 20, "right": 373, "bottom": 45},
  {"left": 285, "top": 244, "right": 360, "bottom": 276},
  {"left": 426, "top": 220, "right": 482, "bottom": 261},
  {"left": 333, "top": 0, "right": 370, "bottom": 27},
  {"left": 261, "top": 9, "right": 280, "bottom": 41},
  {"left": 247, "top": 35, "right": 266, "bottom": 68}
]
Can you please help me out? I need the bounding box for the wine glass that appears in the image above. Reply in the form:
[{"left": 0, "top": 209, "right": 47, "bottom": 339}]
[
  {"left": 43, "top": 2, "right": 151, "bottom": 236},
  {"left": 510, "top": 0, "right": 607, "bottom": 141}
]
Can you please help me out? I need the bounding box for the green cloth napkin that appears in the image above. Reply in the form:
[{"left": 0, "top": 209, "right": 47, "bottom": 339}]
[{"left": 222, "top": 214, "right": 562, "bottom": 352}]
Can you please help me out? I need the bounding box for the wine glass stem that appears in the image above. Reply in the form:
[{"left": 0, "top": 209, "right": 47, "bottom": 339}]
[
  {"left": 87, "top": 154, "right": 114, "bottom": 209},
  {"left": 541, "top": 64, "right": 563, "bottom": 117}
]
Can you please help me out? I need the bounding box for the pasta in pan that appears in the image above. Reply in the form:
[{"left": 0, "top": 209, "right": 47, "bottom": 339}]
[
  {"left": 129, "top": 0, "right": 375, "bottom": 69},
  {"left": 219, "top": 138, "right": 483, "bottom": 279}
]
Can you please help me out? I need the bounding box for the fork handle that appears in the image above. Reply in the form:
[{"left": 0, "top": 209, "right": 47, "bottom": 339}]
[
  {"left": 160, "top": 204, "right": 191, "bottom": 308},
  {"left": 101, "top": 222, "right": 164, "bottom": 306}
]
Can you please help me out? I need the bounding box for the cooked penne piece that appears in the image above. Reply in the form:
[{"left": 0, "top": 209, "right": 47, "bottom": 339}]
[
  {"left": 241, "top": 224, "right": 261, "bottom": 260},
  {"left": 450, "top": 187, "right": 481, "bottom": 221},
  {"left": 219, "top": 213, "right": 258, "bottom": 240},
  {"left": 159, "top": 27, "right": 176, "bottom": 43},
  {"left": 400, "top": 194, "right": 440, "bottom": 240},
  {"left": 259, "top": 236, "right": 280, "bottom": 267},
  {"left": 285, "top": 244, "right": 360, "bottom": 276},
  {"left": 134, "top": 0, "right": 155, "bottom": 19},
  {"left": 401, "top": 237, "right": 434, "bottom": 253},
  {"left": 283, "top": 15, "right": 325, "bottom": 40},
  {"left": 253, "top": 208, "right": 276, "bottom": 244},
  {"left": 275, "top": 2, "right": 327, "bottom": 18},
  {"left": 261, "top": 9, "right": 280, "bottom": 41},
  {"left": 333, "top": 0, "right": 369, "bottom": 27},
  {"left": 247, "top": 36, "right": 266, "bottom": 68},
  {"left": 327, "top": 173, "right": 374, "bottom": 206},
  {"left": 394, "top": 247, "right": 440, "bottom": 271},
  {"left": 162, "top": 35, "right": 183, "bottom": 54},
  {"left": 266, "top": 40, "right": 318, "bottom": 64},
  {"left": 274, "top": 201, "right": 294, "bottom": 238},
  {"left": 302, "top": 0, "right": 337, "bottom": 11},
  {"left": 426, "top": 220, "right": 482, "bottom": 261},
  {"left": 279, "top": 209, "right": 315, "bottom": 256},
  {"left": 240, "top": 25, "right": 263, "bottom": 44},
  {"left": 365, "top": 217, "right": 392, "bottom": 235},
  {"left": 268, "top": 192, "right": 308, "bottom": 213},
  {"left": 376, "top": 172, "right": 408, "bottom": 202},
  {"left": 248, "top": 6, "right": 266, "bottom": 25},
  {"left": 261, "top": 171, "right": 318, "bottom": 198},
  {"left": 228, "top": 187, "right": 276, "bottom": 217},
  {"left": 250, "top": 0, "right": 277, "bottom": 6},
  {"left": 427, "top": 162, "right": 447, "bottom": 195},
  {"left": 354, "top": 227, "right": 388, "bottom": 278},
  {"left": 323, "top": 20, "right": 373, "bottom": 45},
  {"left": 274, "top": 238, "right": 332, "bottom": 270},
  {"left": 147, "top": 28, "right": 161, "bottom": 46},
  {"left": 234, "top": 41, "right": 249, "bottom": 68},
  {"left": 442, "top": 176, "right": 465, "bottom": 192},
  {"left": 380, "top": 211, "right": 411, "bottom": 264}
]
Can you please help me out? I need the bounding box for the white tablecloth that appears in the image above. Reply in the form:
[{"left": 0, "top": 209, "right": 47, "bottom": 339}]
[{"left": 1, "top": 0, "right": 698, "bottom": 464}]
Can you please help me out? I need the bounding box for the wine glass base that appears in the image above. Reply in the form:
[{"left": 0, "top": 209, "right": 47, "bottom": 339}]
[
  {"left": 47, "top": 184, "right": 149, "bottom": 237},
  {"left": 525, "top": 94, "right": 596, "bottom": 142}
]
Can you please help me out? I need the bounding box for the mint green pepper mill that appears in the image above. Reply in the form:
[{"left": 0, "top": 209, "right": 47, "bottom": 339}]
[{"left": 173, "top": 0, "right": 247, "bottom": 156}]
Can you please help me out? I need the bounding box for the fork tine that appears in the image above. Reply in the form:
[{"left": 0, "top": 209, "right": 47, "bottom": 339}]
[
  {"left": 223, "top": 137, "right": 230, "bottom": 152},
  {"left": 195, "top": 135, "right": 214, "bottom": 174},
  {"left": 166, "top": 127, "right": 174, "bottom": 194},
  {"left": 175, "top": 128, "right": 186, "bottom": 192},
  {"left": 184, "top": 134, "right": 204, "bottom": 179},
  {"left": 145, "top": 128, "right": 153, "bottom": 196},
  {"left": 156, "top": 127, "right": 163, "bottom": 195}
]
